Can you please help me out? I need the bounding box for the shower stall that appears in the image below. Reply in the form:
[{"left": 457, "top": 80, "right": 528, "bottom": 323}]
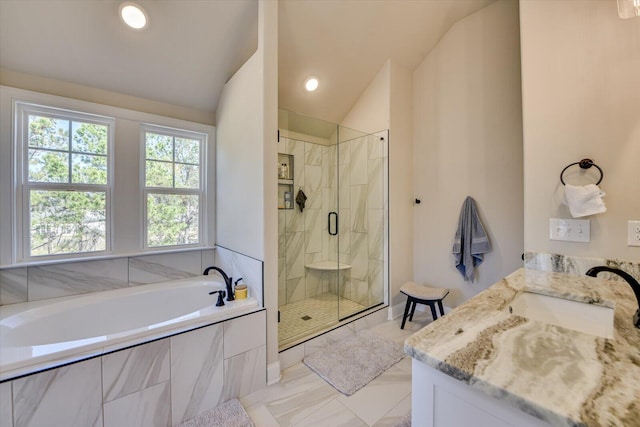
[{"left": 277, "top": 109, "right": 389, "bottom": 349}]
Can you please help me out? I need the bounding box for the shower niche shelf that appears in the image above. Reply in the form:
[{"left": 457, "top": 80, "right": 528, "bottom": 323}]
[{"left": 278, "top": 153, "right": 294, "bottom": 210}]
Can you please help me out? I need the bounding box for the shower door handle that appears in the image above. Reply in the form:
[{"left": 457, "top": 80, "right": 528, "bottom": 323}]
[{"left": 328, "top": 212, "right": 338, "bottom": 236}]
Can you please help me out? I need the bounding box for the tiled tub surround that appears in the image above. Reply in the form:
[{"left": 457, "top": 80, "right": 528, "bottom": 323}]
[
  {"left": 0, "top": 246, "right": 263, "bottom": 307},
  {"left": 0, "top": 276, "right": 258, "bottom": 379},
  {"left": 405, "top": 268, "right": 640, "bottom": 427},
  {"left": 278, "top": 133, "right": 387, "bottom": 311},
  {"left": 0, "top": 309, "right": 266, "bottom": 427}
]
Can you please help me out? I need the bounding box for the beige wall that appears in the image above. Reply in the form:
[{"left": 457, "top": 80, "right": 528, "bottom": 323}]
[
  {"left": 0, "top": 68, "right": 215, "bottom": 125},
  {"left": 389, "top": 60, "right": 414, "bottom": 308},
  {"left": 216, "top": 0, "right": 280, "bottom": 377},
  {"left": 412, "top": 0, "right": 524, "bottom": 306},
  {"left": 520, "top": 0, "right": 640, "bottom": 262},
  {"left": 341, "top": 59, "right": 390, "bottom": 134}
]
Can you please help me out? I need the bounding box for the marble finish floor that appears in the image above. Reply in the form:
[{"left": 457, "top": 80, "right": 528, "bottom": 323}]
[
  {"left": 278, "top": 293, "right": 368, "bottom": 348},
  {"left": 245, "top": 314, "right": 433, "bottom": 426}
]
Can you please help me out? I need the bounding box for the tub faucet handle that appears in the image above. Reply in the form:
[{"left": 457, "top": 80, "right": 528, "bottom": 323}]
[{"left": 209, "top": 290, "right": 226, "bottom": 306}]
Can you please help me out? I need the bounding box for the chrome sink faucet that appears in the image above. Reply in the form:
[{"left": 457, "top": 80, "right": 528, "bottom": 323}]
[
  {"left": 203, "top": 266, "right": 235, "bottom": 301},
  {"left": 586, "top": 266, "right": 640, "bottom": 329}
]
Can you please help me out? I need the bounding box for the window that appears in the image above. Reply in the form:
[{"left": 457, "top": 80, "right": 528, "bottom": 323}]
[
  {"left": 16, "top": 103, "right": 114, "bottom": 259},
  {"left": 142, "top": 126, "right": 205, "bottom": 248}
]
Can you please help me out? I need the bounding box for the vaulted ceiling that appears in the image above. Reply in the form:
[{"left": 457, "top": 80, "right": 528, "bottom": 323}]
[{"left": 0, "top": 0, "right": 495, "bottom": 125}]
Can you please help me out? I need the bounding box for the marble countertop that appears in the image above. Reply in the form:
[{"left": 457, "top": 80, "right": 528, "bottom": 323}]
[{"left": 405, "top": 268, "right": 640, "bottom": 427}]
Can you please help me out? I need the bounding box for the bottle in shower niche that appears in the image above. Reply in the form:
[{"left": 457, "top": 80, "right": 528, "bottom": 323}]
[
  {"left": 284, "top": 191, "right": 292, "bottom": 209},
  {"left": 281, "top": 163, "right": 289, "bottom": 179}
]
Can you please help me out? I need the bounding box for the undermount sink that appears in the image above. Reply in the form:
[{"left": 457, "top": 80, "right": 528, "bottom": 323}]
[{"left": 508, "top": 290, "right": 614, "bottom": 339}]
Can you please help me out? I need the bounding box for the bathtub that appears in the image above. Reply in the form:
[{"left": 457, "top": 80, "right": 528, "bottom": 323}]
[{"left": 0, "top": 276, "right": 259, "bottom": 381}]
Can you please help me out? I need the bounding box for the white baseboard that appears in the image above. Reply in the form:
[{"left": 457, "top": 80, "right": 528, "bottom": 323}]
[{"left": 267, "top": 361, "right": 281, "bottom": 385}]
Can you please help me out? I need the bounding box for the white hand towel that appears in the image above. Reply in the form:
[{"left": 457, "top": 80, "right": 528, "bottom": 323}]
[{"left": 563, "top": 184, "right": 607, "bottom": 218}]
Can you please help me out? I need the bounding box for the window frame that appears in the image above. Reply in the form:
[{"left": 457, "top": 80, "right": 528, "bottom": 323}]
[
  {"left": 15, "top": 102, "right": 115, "bottom": 262},
  {"left": 140, "top": 124, "right": 207, "bottom": 251}
]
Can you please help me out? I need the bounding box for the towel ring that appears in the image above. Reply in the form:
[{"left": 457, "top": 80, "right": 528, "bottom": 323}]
[{"left": 560, "top": 158, "right": 603, "bottom": 186}]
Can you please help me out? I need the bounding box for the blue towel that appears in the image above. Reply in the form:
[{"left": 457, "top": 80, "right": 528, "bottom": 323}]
[{"left": 452, "top": 196, "right": 491, "bottom": 282}]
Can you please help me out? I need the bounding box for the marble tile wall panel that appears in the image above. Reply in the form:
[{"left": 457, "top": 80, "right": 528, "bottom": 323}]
[
  {"left": 128, "top": 252, "right": 201, "bottom": 285},
  {"left": 305, "top": 269, "right": 323, "bottom": 297},
  {"left": 287, "top": 277, "right": 305, "bottom": 303},
  {"left": 305, "top": 142, "right": 322, "bottom": 166},
  {"left": 285, "top": 232, "right": 305, "bottom": 279},
  {"left": 278, "top": 211, "right": 286, "bottom": 258},
  {"left": 28, "top": 258, "right": 128, "bottom": 301},
  {"left": 350, "top": 232, "right": 368, "bottom": 281},
  {"left": 367, "top": 158, "right": 384, "bottom": 210},
  {"left": 350, "top": 138, "right": 368, "bottom": 186},
  {"left": 524, "top": 251, "right": 640, "bottom": 281},
  {"left": 285, "top": 204, "right": 304, "bottom": 233},
  {"left": 230, "top": 251, "right": 263, "bottom": 306},
  {"left": 304, "top": 209, "right": 322, "bottom": 254},
  {"left": 13, "top": 358, "right": 102, "bottom": 427},
  {"left": 223, "top": 311, "right": 266, "bottom": 358},
  {"left": 350, "top": 185, "right": 368, "bottom": 233},
  {"left": 222, "top": 345, "right": 266, "bottom": 402},
  {"left": 338, "top": 164, "right": 351, "bottom": 209},
  {"left": 304, "top": 165, "right": 322, "bottom": 210},
  {"left": 0, "top": 267, "right": 27, "bottom": 305},
  {"left": 352, "top": 279, "right": 369, "bottom": 306},
  {"left": 0, "top": 381, "right": 12, "bottom": 427},
  {"left": 338, "top": 209, "right": 351, "bottom": 255},
  {"left": 278, "top": 257, "right": 286, "bottom": 304},
  {"left": 288, "top": 140, "right": 305, "bottom": 187},
  {"left": 368, "top": 209, "right": 384, "bottom": 261},
  {"left": 170, "top": 323, "right": 224, "bottom": 425},
  {"left": 338, "top": 140, "right": 351, "bottom": 165},
  {"left": 368, "top": 134, "right": 385, "bottom": 160},
  {"left": 102, "top": 338, "right": 170, "bottom": 402},
  {"left": 103, "top": 382, "right": 171, "bottom": 427},
  {"left": 368, "top": 259, "right": 385, "bottom": 305},
  {"left": 322, "top": 145, "right": 336, "bottom": 190}
]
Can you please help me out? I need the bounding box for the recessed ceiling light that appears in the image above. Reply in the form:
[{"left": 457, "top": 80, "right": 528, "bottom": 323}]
[
  {"left": 120, "top": 2, "right": 148, "bottom": 30},
  {"left": 304, "top": 77, "right": 319, "bottom": 92}
]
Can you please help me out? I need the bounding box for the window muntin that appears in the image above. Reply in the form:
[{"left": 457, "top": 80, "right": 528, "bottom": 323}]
[
  {"left": 18, "top": 104, "right": 113, "bottom": 259},
  {"left": 143, "top": 127, "right": 204, "bottom": 248}
]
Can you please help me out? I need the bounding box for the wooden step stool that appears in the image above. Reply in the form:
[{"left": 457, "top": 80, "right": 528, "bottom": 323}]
[{"left": 400, "top": 281, "right": 449, "bottom": 329}]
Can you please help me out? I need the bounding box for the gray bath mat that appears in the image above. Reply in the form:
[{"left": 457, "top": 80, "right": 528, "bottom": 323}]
[
  {"left": 179, "top": 398, "right": 254, "bottom": 427},
  {"left": 394, "top": 414, "right": 412, "bottom": 427},
  {"left": 303, "top": 329, "right": 405, "bottom": 396}
]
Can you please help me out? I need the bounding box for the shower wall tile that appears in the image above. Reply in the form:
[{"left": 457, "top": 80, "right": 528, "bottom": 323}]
[
  {"left": 230, "top": 252, "right": 263, "bottom": 305},
  {"left": 222, "top": 345, "right": 266, "bottom": 402},
  {"left": 352, "top": 279, "right": 369, "bottom": 306},
  {"left": 350, "top": 232, "right": 368, "bottom": 281},
  {"left": 305, "top": 165, "right": 322, "bottom": 210},
  {"left": 170, "top": 323, "right": 224, "bottom": 425},
  {"left": 289, "top": 140, "right": 305, "bottom": 186},
  {"left": 305, "top": 209, "right": 322, "bottom": 254},
  {"left": 103, "top": 382, "right": 171, "bottom": 427},
  {"left": 322, "top": 188, "right": 337, "bottom": 212},
  {"left": 285, "top": 232, "right": 305, "bottom": 279},
  {"left": 287, "top": 277, "right": 305, "bottom": 303},
  {"left": 102, "top": 338, "right": 170, "bottom": 402},
  {"left": 338, "top": 165, "right": 351, "bottom": 209},
  {"left": 0, "top": 381, "right": 12, "bottom": 427},
  {"left": 305, "top": 270, "right": 323, "bottom": 297},
  {"left": 350, "top": 185, "right": 368, "bottom": 233},
  {"left": 223, "top": 310, "right": 266, "bottom": 358},
  {"left": 285, "top": 208, "right": 304, "bottom": 233},
  {"left": 278, "top": 257, "right": 286, "bottom": 304},
  {"left": 368, "top": 209, "right": 384, "bottom": 261},
  {"left": 368, "top": 259, "right": 384, "bottom": 305},
  {"left": 304, "top": 252, "right": 323, "bottom": 265},
  {"left": 338, "top": 209, "right": 351, "bottom": 254},
  {"left": 322, "top": 146, "right": 337, "bottom": 189},
  {"left": 305, "top": 142, "right": 322, "bottom": 166},
  {"left": 367, "top": 158, "right": 384, "bottom": 210},
  {"left": 213, "top": 246, "right": 234, "bottom": 274},
  {"left": 13, "top": 358, "right": 102, "bottom": 427},
  {"left": 338, "top": 140, "right": 351, "bottom": 165},
  {"left": 0, "top": 267, "right": 27, "bottom": 305},
  {"left": 28, "top": 258, "right": 128, "bottom": 301},
  {"left": 368, "top": 135, "right": 385, "bottom": 159},
  {"left": 350, "top": 138, "right": 368, "bottom": 186},
  {"left": 128, "top": 252, "right": 201, "bottom": 285}
]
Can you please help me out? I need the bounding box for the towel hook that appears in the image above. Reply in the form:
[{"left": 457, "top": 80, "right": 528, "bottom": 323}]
[{"left": 560, "top": 158, "right": 603, "bottom": 186}]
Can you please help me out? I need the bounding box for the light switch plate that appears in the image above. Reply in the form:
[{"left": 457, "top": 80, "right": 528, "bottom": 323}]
[
  {"left": 628, "top": 221, "right": 640, "bottom": 247},
  {"left": 549, "top": 218, "right": 590, "bottom": 243}
]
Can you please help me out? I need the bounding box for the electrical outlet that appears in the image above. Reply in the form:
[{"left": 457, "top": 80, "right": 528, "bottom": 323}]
[
  {"left": 628, "top": 221, "right": 640, "bottom": 247},
  {"left": 549, "top": 218, "right": 590, "bottom": 243}
]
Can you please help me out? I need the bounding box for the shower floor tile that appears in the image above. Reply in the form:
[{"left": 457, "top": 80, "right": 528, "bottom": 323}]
[{"left": 278, "top": 293, "right": 367, "bottom": 347}]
